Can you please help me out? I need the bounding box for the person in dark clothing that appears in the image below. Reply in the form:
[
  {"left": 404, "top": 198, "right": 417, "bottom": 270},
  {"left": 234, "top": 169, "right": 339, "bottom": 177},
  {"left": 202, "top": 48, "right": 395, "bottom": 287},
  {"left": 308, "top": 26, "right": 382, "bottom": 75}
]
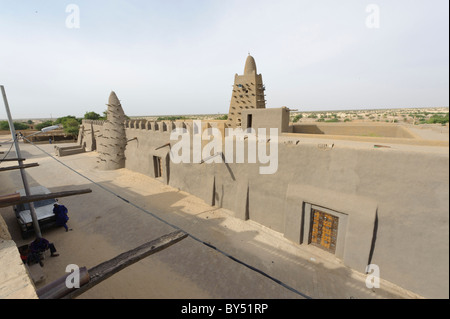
[
  {"left": 53, "top": 203, "right": 71, "bottom": 232},
  {"left": 28, "top": 237, "right": 59, "bottom": 266}
]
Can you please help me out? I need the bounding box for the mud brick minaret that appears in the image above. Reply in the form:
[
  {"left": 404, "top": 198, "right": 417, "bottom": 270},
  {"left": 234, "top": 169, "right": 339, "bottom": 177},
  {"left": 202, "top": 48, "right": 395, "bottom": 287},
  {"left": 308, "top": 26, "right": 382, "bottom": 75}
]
[
  {"left": 227, "top": 55, "right": 266, "bottom": 128},
  {"left": 98, "top": 91, "right": 127, "bottom": 170}
]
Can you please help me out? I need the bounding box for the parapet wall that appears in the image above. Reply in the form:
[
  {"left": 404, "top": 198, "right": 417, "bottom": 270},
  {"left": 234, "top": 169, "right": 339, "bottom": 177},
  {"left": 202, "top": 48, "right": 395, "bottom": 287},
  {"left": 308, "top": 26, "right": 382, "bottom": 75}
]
[
  {"left": 291, "top": 123, "right": 417, "bottom": 138},
  {"left": 79, "top": 120, "right": 106, "bottom": 152},
  {"left": 81, "top": 120, "right": 105, "bottom": 127},
  {"left": 124, "top": 119, "right": 227, "bottom": 136}
]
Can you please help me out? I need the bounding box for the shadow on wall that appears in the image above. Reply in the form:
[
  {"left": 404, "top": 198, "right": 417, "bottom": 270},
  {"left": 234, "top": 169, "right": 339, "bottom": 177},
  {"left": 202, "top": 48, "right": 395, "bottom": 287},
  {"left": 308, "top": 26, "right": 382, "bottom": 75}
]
[
  {"left": 0, "top": 165, "right": 419, "bottom": 299},
  {"left": 94, "top": 180, "right": 412, "bottom": 299}
]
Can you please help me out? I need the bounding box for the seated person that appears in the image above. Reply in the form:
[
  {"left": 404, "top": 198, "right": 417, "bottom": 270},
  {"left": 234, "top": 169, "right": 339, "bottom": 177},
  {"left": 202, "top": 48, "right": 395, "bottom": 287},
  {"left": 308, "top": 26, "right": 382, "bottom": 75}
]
[{"left": 28, "top": 237, "right": 59, "bottom": 266}]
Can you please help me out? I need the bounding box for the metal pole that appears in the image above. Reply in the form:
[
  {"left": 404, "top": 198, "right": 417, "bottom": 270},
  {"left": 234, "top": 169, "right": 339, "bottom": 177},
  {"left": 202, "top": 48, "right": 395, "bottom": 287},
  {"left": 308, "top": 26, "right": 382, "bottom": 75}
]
[{"left": 1, "top": 85, "right": 42, "bottom": 238}]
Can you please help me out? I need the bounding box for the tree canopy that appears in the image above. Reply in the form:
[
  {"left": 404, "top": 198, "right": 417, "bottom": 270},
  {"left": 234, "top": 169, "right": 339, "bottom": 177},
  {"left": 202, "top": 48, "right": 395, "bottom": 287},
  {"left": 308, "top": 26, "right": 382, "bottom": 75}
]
[
  {"left": 63, "top": 118, "right": 80, "bottom": 137},
  {"left": 84, "top": 111, "right": 101, "bottom": 120},
  {"left": 0, "top": 121, "right": 29, "bottom": 131},
  {"left": 35, "top": 120, "right": 55, "bottom": 131}
]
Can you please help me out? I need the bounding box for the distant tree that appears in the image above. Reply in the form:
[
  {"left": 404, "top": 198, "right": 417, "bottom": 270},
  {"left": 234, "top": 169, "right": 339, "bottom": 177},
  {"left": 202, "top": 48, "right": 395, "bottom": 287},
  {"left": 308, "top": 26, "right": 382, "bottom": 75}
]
[
  {"left": 100, "top": 110, "right": 108, "bottom": 120},
  {"left": 35, "top": 120, "right": 55, "bottom": 131},
  {"left": 426, "top": 113, "right": 449, "bottom": 125},
  {"left": 27, "top": 120, "right": 33, "bottom": 124},
  {"left": 63, "top": 118, "right": 80, "bottom": 137},
  {"left": 292, "top": 114, "right": 303, "bottom": 123},
  {"left": 157, "top": 116, "right": 189, "bottom": 121},
  {"left": 0, "top": 121, "right": 29, "bottom": 130},
  {"left": 55, "top": 115, "right": 79, "bottom": 125},
  {"left": 54, "top": 115, "right": 81, "bottom": 138},
  {"left": 15, "top": 122, "right": 29, "bottom": 130},
  {"left": 84, "top": 111, "right": 101, "bottom": 120},
  {"left": 215, "top": 114, "right": 228, "bottom": 120},
  {"left": 0, "top": 121, "right": 9, "bottom": 130}
]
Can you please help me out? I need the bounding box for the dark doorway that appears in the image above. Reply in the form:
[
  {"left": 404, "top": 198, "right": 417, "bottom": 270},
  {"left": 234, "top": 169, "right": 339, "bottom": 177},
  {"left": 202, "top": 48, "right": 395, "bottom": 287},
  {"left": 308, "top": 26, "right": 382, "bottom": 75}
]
[
  {"left": 153, "top": 156, "right": 162, "bottom": 178},
  {"left": 247, "top": 114, "right": 253, "bottom": 129}
]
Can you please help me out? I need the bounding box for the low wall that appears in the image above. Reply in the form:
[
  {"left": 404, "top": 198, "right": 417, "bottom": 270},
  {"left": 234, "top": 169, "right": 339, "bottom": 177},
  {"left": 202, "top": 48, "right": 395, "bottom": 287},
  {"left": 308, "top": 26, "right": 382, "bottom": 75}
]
[
  {"left": 54, "top": 145, "right": 85, "bottom": 157},
  {"left": 241, "top": 107, "right": 290, "bottom": 133},
  {"left": 291, "top": 123, "right": 417, "bottom": 139},
  {"left": 78, "top": 120, "right": 105, "bottom": 152}
]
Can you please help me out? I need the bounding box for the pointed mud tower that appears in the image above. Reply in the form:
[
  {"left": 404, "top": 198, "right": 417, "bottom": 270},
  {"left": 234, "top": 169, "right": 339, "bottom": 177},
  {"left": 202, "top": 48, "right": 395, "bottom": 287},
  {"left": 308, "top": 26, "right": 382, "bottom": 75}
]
[
  {"left": 227, "top": 55, "right": 266, "bottom": 128},
  {"left": 98, "top": 91, "right": 127, "bottom": 170}
]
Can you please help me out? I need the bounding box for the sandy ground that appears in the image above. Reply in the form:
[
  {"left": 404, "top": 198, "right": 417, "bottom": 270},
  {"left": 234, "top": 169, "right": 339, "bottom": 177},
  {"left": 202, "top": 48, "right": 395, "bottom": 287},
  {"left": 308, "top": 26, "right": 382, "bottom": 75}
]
[
  {"left": 0, "top": 139, "right": 425, "bottom": 299},
  {"left": 405, "top": 125, "right": 449, "bottom": 141}
]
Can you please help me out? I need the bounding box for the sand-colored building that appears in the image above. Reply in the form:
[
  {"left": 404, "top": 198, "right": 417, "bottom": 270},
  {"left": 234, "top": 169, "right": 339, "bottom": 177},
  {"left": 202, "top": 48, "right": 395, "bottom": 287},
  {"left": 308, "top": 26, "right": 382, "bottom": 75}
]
[
  {"left": 75, "top": 56, "right": 449, "bottom": 299},
  {"left": 227, "top": 55, "right": 267, "bottom": 128}
]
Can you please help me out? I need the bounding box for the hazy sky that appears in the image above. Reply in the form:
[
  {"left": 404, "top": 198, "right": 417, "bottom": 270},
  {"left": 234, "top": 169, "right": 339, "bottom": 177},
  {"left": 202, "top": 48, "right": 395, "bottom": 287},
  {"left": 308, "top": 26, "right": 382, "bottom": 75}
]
[{"left": 0, "top": 0, "right": 448, "bottom": 119}]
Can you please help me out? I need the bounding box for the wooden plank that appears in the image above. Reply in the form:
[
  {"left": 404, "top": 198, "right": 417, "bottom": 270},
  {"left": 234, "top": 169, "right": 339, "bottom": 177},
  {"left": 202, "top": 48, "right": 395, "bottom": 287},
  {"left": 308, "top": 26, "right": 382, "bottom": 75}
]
[
  {"left": 0, "top": 189, "right": 93, "bottom": 208},
  {"left": 155, "top": 142, "right": 170, "bottom": 150},
  {"left": 0, "top": 193, "right": 20, "bottom": 204},
  {"left": 36, "top": 267, "right": 90, "bottom": 300},
  {"left": 0, "top": 158, "right": 26, "bottom": 162},
  {"left": 0, "top": 163, "right": 39, "bottom": 172},
  {"left": 61, "top": 230, "right": 188, "bottom": 299}
]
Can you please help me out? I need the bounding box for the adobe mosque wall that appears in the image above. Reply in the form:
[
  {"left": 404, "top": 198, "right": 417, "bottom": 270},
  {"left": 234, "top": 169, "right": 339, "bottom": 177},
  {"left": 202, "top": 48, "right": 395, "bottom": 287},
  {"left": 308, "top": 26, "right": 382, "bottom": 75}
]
[
  {"left": 78, "top": 114, "right": 449, "bottom": 298},
  {"left": 76, "top": 56, "right": 449, "bottom": 298}
]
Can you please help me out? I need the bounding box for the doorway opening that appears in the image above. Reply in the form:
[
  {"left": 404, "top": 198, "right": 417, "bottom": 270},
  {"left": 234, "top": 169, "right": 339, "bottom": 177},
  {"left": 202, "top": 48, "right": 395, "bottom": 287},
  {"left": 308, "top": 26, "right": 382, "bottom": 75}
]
[
  {"left": 247, "top": 114, "right": 253, "bottom": 129},
  {"left": 153, "top": 156, "right": 163, "bottom": 178},
  {"left": 309, "top": 208, "right": 339, "bottom": 254}
]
